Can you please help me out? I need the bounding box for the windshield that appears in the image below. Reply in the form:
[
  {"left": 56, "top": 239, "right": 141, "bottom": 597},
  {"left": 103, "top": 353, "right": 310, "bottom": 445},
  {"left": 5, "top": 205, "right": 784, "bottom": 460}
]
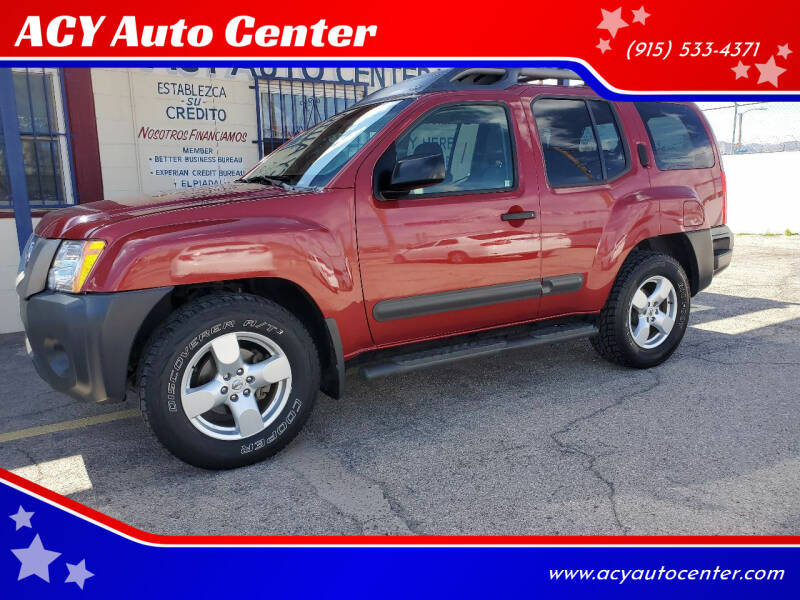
[{"left": 241, "top": 98, "right": 412, "bottom": 189}]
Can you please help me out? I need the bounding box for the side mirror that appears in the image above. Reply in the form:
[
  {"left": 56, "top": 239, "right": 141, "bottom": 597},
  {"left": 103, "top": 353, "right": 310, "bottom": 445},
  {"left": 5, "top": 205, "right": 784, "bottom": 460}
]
[{"left": 385, "top": 153, "right": 446, "bottom": 194}]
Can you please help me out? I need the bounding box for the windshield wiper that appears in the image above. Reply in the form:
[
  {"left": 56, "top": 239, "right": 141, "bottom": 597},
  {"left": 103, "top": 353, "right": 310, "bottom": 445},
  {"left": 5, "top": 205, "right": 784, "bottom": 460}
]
[
  {"left": 238, "top": 174, "right": 296, "bottom": 189},
  {"left": 238, "top": 174, "right": 322, "bottom": 193}
]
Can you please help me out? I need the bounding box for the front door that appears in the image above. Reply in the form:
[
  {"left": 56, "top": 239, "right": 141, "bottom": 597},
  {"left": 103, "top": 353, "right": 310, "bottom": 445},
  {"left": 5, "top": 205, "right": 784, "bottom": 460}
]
[{"left": 355, "top": 98, "right": 542, "bottom": 346}]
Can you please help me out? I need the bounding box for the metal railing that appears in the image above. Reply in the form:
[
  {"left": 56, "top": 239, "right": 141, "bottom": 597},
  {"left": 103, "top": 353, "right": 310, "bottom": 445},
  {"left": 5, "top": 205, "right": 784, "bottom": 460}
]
[{"left": 253, "top": 76, "right": 368, "bottom": 158}]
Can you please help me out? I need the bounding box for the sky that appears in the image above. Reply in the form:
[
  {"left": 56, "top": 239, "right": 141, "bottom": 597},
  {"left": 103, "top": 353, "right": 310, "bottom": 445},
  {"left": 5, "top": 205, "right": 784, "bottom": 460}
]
[{"left": 697, "top": 102, "right": 800, "bottom": 145}]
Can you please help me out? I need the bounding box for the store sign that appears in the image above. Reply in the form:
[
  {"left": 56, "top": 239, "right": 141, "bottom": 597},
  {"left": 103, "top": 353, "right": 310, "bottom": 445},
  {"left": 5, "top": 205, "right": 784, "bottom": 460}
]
[
  {"left": 128, "top": 69, "right": 256, "bottom": 193},
  {"left": 164, "top": 66, "right": 433, "bottom": 88}
]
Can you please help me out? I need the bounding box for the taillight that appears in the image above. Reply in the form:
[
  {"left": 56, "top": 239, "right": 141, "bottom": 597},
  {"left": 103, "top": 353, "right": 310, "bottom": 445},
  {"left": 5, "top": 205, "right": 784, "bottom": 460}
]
[{"left": 720, "top": 169, "right": 727, "bottom": 225}]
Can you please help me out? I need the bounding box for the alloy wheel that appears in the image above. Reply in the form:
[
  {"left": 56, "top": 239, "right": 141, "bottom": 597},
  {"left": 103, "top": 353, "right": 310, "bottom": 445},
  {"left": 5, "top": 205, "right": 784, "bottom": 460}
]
[
  {"left": 180, "top": 332, "right": 292, "bottom": 440},
  {"left": 628, "top": 275, "right": 678, "bottom": 349}
]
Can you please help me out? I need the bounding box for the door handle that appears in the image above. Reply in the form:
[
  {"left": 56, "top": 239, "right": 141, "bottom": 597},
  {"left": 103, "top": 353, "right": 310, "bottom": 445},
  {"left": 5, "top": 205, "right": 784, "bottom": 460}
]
[{"left": 501, "top": 210, "right": 536, "bottom": 221}]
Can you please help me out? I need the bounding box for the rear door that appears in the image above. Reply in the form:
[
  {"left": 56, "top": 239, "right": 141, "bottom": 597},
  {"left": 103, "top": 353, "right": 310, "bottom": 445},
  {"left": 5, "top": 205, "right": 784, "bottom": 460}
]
[
  {"left": 354, "top": 95, "right": 542, "bottom": 346},
  {"left": 526, "top": 94, "right": 653, "bottom": 317}
]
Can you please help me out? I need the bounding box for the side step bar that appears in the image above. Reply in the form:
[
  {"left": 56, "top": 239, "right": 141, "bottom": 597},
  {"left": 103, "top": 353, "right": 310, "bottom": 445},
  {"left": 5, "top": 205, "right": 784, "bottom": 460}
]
[{"left": 360, "top": 322, "right": 598, "bottom": 380}]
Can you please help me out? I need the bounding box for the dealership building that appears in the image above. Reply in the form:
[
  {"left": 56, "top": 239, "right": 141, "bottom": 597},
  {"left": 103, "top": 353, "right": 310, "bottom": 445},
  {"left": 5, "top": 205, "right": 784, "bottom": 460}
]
[{"left": 0, "top": 66, "right": 433, "bottom": 332}]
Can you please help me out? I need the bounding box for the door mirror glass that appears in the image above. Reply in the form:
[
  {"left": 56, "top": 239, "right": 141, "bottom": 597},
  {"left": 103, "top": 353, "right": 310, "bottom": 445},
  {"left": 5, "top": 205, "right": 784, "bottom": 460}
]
[{"left": 387, "top": 152, "right": 446, "bottom": 193}]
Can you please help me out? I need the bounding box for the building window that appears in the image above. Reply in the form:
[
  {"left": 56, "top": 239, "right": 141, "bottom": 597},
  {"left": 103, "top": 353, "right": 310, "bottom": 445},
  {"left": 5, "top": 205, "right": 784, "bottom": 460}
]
[{"left": 10, "top": 68, "right": 74, "bottom": 208}]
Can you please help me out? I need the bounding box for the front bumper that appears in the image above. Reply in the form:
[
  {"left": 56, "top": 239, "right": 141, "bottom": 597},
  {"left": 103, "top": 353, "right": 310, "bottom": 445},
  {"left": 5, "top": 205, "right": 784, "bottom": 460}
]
[{"left": 20, "top": 288, "right": 172, "bottom": 403}]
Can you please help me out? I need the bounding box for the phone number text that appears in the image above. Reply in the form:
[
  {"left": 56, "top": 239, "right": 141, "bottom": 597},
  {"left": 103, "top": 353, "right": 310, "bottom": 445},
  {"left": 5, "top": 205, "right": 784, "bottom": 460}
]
[{"left": 626, "top": 41, "right": 760, "bottom": 61}]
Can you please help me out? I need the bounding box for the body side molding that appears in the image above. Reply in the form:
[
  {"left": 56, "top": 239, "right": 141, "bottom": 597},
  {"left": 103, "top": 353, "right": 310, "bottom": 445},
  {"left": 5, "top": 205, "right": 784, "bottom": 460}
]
[
  {"left": 541, "top": 274, "right": 584, "bottom": 296},
  {"left": 372, "top": 274, "right": 584, "bottom": 322}
]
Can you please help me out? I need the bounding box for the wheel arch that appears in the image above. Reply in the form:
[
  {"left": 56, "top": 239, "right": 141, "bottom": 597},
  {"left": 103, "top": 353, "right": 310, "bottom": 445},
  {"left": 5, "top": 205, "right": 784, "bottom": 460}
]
[
  {"left": 128, "top": 277, "right": 344, "bottom": 400},
  {"left": 632, "top": 233, "right": 702, "bottom": 296}
]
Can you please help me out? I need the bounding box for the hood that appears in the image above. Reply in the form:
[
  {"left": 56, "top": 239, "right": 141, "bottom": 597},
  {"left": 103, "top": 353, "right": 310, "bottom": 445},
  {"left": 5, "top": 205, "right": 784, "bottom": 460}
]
[{"left": 36, "top": 183, "right": 300, "bottom": 240}]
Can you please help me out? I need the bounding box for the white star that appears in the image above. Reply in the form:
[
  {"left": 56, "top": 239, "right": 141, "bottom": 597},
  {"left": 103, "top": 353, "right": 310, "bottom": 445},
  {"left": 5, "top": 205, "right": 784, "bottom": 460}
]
[
  {"left": 777, "top": 43, "right": 792, "bottom": 59},
  {"left": 632, "top": 5, "right": 651, "bottom": 25},
  {"left": 731, "top": 61, "right": 750, "bottom": 79},
  {"left": 10, "top": 534, "right": 61, "bottom": 582},
  {"left": 65, "top": 559, "right": 94, "bottom": 590},
  {"left": 755, "top": 55, "right": 787, "bottom": 87},
  {"left": 9, "top": 505, "right": 34, "bottom": 530},
  {"left": 597, "top": 7, "right": 629, "bottom": 38},
  {"left": 597, "top": 39, "right": 612, "bottom": 54}
]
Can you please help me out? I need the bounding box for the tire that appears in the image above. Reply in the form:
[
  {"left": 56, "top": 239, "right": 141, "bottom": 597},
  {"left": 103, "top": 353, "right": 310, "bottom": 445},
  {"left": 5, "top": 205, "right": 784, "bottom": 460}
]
[
  {"left": 137, "top": 293, "right": 320, "bottom": 469},
  {"left": 591, "top": 251, "right": 691, "bottom": 368}
]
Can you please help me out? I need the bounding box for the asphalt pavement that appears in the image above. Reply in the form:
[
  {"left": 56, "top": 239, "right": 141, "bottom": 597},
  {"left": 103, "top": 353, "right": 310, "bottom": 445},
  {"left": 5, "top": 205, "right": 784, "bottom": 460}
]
[{"left": 1, "top": 235, "right": 798, "bottom": 536}]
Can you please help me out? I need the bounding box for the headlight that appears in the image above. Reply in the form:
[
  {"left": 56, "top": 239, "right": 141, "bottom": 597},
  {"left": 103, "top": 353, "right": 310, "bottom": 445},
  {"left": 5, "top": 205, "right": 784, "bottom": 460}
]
[{"left": 47, "top": 240, "right": 106, "bottom": 293}]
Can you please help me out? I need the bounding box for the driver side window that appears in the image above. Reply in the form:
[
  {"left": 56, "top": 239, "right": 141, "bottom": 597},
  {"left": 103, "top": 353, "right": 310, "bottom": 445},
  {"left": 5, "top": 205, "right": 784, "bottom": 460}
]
[{"left": 378, "top": 103, "right": 515, "bottom": 198}]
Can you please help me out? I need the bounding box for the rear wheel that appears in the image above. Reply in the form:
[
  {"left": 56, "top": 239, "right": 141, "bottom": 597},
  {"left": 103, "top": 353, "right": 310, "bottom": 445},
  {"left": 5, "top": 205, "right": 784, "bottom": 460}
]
[
  {"left": 138, "top": 293, "right": 319, "bottom": 469},
  {"left": 591, "top": 251, "right": 691, "bottom": 368}
]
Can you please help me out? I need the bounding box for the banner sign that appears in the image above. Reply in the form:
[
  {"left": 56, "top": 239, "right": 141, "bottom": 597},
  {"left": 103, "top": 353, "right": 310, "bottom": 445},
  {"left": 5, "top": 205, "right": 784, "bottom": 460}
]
[
  {"left": 1, "top": 1, "right": 800, "bottom": 97},
  {"left": 1, "top": 469, "right": 798, "bottom": 598}
]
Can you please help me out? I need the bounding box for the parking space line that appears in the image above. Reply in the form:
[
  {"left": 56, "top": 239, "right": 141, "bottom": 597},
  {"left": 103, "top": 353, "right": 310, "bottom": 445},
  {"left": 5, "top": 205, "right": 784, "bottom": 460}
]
[{"left": 0, "top": 409, "right": 140, "bottom": 443}]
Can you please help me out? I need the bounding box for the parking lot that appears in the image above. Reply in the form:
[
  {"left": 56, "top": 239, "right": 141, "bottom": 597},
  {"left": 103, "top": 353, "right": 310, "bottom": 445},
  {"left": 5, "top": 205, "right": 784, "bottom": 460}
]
[{"left": 1, "top": 235, "right": 798, "bottom": 536}]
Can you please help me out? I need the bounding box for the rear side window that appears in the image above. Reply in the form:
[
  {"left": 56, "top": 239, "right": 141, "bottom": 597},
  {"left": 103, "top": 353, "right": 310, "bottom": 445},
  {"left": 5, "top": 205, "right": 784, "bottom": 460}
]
[
  {"left": 588, "top": 100, "right": 626, "bottom": 179},
  {"left": 635, "top": 102, "right": 714, "bottom": 170},
  {"left": 532, "top": 98, "right": 627, "bottom": 187}
]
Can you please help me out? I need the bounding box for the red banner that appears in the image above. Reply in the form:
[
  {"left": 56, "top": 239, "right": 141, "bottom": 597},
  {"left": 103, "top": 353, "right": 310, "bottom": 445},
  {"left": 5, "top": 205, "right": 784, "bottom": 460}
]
[{"left": 1, "top": 0, "right": 799, "bottom": 95}]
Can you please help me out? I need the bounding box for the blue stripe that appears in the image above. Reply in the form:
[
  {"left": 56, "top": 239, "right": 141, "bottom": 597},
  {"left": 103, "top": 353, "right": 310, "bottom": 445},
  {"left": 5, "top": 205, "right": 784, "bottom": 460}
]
[{"left": 0, "top": 59, "right": 797, "bottom": 101}]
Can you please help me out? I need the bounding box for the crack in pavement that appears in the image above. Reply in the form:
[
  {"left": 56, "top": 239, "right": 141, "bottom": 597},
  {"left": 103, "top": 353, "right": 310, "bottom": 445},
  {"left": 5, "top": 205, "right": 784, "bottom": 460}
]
[
  {"left": 549, "top": 372, "right": 663, "bottom": 535},
  {"left": 286, "top": 438, "right": 415, "bottom": 535}
]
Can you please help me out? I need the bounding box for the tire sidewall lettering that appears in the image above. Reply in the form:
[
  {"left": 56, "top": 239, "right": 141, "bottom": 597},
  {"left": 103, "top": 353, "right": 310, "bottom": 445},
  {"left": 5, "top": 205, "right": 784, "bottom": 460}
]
[
  {"left": 141, "top": 294, "right": 320, "bottom": 469},
  {"left": 240, "top": 398, "right": 302, "bottom": 454}
]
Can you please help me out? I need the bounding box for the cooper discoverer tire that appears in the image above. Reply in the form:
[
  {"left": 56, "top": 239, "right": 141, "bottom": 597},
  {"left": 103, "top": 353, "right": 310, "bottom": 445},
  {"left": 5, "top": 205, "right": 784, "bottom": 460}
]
[
  {"left": 591, "top": 251, "right": 691, "bottom": 368},
  {"left": 137, "top": 293, "right": 320, "bottom": 469}
]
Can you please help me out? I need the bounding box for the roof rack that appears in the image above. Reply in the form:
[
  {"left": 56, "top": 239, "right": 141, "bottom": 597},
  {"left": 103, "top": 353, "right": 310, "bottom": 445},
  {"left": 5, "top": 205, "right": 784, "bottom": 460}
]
[{"left": 358, "top": 67, "right": 582, "bottom": 104}]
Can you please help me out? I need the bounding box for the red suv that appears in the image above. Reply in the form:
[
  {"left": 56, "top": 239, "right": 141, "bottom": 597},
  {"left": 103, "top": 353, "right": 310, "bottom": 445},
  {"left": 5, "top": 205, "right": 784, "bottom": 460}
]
[{"left": 17, "top": 68, "right": 733, "bottom": 469}]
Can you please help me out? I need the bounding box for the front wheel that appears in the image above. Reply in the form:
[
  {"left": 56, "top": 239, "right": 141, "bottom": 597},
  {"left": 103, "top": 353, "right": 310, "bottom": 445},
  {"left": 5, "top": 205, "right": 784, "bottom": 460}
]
[
  {"left": 137, "top": 293, "right": 319, "bottom": 469},
  {"left": 591, "top": 251, "right": 691, "bottom": 368}
]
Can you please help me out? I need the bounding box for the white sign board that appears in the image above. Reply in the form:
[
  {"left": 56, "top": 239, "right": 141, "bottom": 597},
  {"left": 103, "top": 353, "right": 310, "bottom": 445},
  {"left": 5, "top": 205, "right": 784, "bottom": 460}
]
[{"left": 129, "top": 71, "right": 257, "bottom": 194}]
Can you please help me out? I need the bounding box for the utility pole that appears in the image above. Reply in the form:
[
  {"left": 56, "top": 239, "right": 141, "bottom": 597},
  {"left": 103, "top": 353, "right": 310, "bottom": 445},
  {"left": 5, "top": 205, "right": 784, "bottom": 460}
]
[
  {"left": 737, "top": 106, "right": 768, "bottom": 151},
  {"left": 738, "top": 113, "right": 743, "bottom": 148}
]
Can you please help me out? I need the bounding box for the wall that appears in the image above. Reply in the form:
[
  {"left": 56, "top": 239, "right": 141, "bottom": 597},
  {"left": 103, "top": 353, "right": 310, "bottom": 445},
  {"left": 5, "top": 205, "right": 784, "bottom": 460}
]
[
  {"left": 63, "top": 68, "right": 104, "bottom": 204},
  {"left": 1, "top": 218, "right": 39, "bottom": 334},
  {"left": 723, "top": 151, "right": 800, "bottom": 234}
]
